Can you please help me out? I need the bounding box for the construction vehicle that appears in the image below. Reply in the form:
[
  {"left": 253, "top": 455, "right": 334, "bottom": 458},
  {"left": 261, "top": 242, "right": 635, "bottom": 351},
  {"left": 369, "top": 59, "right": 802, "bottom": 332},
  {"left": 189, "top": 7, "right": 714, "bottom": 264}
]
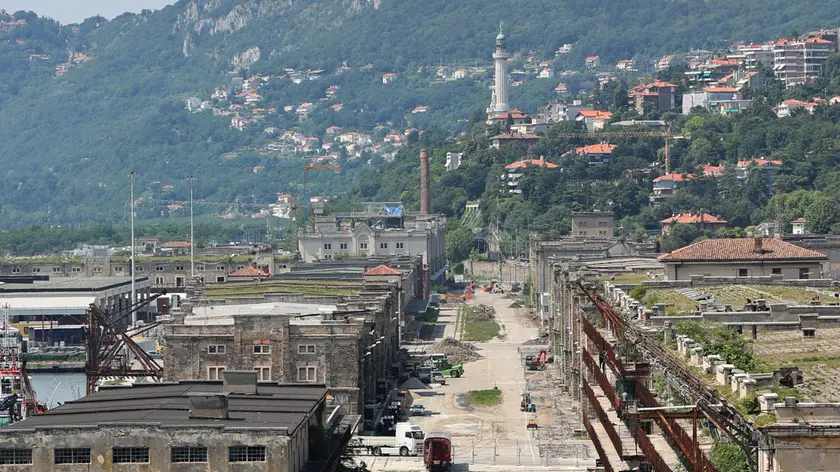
[
  {"left": 526, "top": 349, "right": 548, "bottom": 371},
  {"left": 423, "top": 432, "right": 453, "bottom": 471},
  {"left": 433, "top": 359, "right": 463, "bottom": 377},
  {"left": 349, "top": 422, "right": 425, "bottom": 457},
  {"left": 520, "top": 392, "right": 532, "bottom": 411},
  {"left": 527, "top": 419, "right": 538, "bottom": 430}
]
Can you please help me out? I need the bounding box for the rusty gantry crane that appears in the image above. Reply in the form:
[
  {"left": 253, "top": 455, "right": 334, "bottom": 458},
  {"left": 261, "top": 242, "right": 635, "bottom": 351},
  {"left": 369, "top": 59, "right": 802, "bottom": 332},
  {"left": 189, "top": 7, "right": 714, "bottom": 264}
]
[{"left": 85, "top": 291, "right": 166, "bottom": 395}]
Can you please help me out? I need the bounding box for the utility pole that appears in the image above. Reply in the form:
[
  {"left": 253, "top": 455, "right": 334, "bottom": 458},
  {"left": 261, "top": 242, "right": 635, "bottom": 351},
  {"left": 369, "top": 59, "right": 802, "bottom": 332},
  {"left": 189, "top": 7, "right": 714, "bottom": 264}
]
[
  {"left": 129, "top": 171, "right": 136, "bottom": 326},
  {"left": 187, "top": 176, "right": 196, "bottom": 279}
]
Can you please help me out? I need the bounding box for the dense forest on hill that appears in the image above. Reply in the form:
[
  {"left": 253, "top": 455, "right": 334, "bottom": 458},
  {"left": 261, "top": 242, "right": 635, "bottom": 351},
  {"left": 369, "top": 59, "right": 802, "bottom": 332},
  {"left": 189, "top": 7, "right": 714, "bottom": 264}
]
[{"left": 2, "top": 0, "right": 840, "bottom": 228}]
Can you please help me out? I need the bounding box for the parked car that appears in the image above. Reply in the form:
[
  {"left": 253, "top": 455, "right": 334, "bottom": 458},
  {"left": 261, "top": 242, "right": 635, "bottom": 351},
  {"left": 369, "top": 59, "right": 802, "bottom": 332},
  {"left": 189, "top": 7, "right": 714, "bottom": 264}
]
[
  {"left": 147, "top": 351, "right": 163, "bottom": 359},
  {"left": 431, "top": 371, "right": 446, "bottom": 385},
  {"left": 410, "top": 404, "right": 427, "bottom": 416}
]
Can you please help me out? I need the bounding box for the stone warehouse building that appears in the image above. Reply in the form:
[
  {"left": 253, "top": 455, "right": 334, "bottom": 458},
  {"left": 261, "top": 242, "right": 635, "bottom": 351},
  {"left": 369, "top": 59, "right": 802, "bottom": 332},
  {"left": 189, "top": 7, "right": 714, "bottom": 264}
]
[
  {"left": 0, "top": 373, "right": 339, "bottom": 472},
  {"left": 297, "top": 208, "right": 447, "bottom": 282},
  {"left": 164, "top": 267, "right": 414, "bottom": 417}
]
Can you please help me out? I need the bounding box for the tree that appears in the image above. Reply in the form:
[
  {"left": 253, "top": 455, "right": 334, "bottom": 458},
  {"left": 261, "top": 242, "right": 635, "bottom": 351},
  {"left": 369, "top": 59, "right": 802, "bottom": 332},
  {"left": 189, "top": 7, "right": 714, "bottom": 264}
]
[
  {"left": 445, "top": 226, "right": 474, "bottom": 264},
  {"left": 660, "top": 223, "right": 702, "bottom": 253}
]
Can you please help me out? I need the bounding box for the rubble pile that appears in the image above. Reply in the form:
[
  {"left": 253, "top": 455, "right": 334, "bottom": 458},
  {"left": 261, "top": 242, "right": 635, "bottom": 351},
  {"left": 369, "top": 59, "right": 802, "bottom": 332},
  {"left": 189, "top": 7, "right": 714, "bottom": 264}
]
[
  {"left": 429, "top": 337, "right": 483, "bottom": 363},
  {"left": 468, "top": 304, "right": 496, "bottom": 322},
  {"left": 508, "top": 301, "right": 523, "bottom": 309},
  {"left": 523, "top": 334, "right": 549, "bottom": 345}
]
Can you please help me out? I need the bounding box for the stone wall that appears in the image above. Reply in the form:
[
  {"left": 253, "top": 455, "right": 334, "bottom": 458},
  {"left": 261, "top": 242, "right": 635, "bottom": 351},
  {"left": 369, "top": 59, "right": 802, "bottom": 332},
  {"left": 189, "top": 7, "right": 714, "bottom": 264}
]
[
  {"left": 0, "top": 425, "right": 294, "bottom": 472},
  {"left": 465, "top": 260, "right": 529, "bottom": 284}
]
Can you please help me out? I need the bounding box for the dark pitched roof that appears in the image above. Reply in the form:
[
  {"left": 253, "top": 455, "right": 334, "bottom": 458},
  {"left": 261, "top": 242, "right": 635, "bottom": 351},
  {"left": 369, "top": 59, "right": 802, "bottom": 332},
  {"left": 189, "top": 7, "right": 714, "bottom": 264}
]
[
  {"left": 2, "top": 381, "right": 327, "bottom": 432},
  {"left": 658, "top": 238, "right": 827, "bottom": 262}
]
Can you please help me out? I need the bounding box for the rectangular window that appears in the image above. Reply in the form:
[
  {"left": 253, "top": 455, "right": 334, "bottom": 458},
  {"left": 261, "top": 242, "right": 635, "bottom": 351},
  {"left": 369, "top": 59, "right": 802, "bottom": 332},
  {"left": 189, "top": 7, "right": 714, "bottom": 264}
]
[
  {"left": 11, "top": 268, "right": 20, "bottom": 273},
  {"left": 253, "top": 344, "right": 271, "bottom": 355},
  {"left": 52, "top": 267, "right": 61, "bottom": 273},
  {"left": 799, "top": 268, "right": 810, "bottom": 280},
  {"left": 380, "top": 242, "right": 388, "bottom": 249},
  {"left": 32, "top": 267, "right": 40, "bottom": 273},
  {"left": 298, "top": 345, "right": 316, "bottom": 354},
  {"left": 236, "top": 265, "right": 245, "bottom": 270},
  {"left": 324, "top": 243, "right": 332, "bottom": 250},
  {"left": 176, "top": 265, "right": 184, "bottom": 271},
  {"left": 254, "top": 366, "right": 271, "bottom": 381},
  {"left": 112, "top": 447, "right": 149, "bottom": 464},
  {"left": 115, "top": 266, "right": 124, "bottom": 272},
  {"left": 396, "top": 242, "right": 404, "bottom": 249},
  {"left": 216, "top": 265, "right": 225, "bottom": 271},
  {"left": 216, "top": 276, "right": 226, "bottom": 283},
  {"left": 93, "top": 267, "right": 102, "bottom": 273},
  {"left": 207, "top": 366, "right": 226, "bottom": 380},
  {"left": 298, "top": 366, "right": 317, "bottom": 382},
  {"left": 738, "top": 269, "right": 748, "bottom": 277},
  {"left": 171, "top": 446, "right": 208, "bottom": 463},
  {"left": 229, "top": 446, "right": 266, "bottom": 462},
  {"left": 340, "top": 242, "right": 348, "bottom": 250},
  {"left": 135, "top": 266, "right": 143, "bottom": 272},
  {"left": 360, "top": 242, "right": 368, "bottom": 250},
  {"left": 155, "top": 276, "right": 165, "bottom": 285},
  {"left": 208, "top": 345, "right": 226, "bottom": 354},
  {"left": 155, "top": 266, "right": 165, "bottom": 272},
  {"left": 0, "top": 449, "right": 32, "bottom": 465},
  {"left": 55, "top": 448, "right": 91, "bottom": 464},
  {"left": 72, "top": 267, "right": 82, "bottom": 272},
  {"left": 772, "top": 268, "right": 782, "bottom": 275}
]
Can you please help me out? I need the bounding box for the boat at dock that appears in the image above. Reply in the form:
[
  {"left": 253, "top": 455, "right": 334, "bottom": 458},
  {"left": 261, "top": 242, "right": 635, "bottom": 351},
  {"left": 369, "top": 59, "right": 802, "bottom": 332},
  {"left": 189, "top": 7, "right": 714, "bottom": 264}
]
[{"left": 1, "top": 306, "right": 45, "bottom": 426}]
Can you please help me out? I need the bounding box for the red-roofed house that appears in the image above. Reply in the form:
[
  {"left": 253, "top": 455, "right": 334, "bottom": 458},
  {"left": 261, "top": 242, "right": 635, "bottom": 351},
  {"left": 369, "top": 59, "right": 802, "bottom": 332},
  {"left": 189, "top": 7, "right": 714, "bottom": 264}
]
[
  {"left": 774, "top": 99, "right": 819, "bottom": 118},
  {"left": 651, "top": 173, "right": 693, "bottom": 203},
  {"left": 585, "top": 56, "right": 600, "bottom": 69},
  {"left": 774, "top": 37, "right": 834, "bottom": 87},
  {"left": 230, "top": 266, "right": 270, "bottom": 278},
  {"left": 658, "top": 237, "right": 826, "bottom": 280},
  {"left": 660, "top": 211, "right": 727, "bottom": 235},
  {"left": 490, "top": 108, "right": 531, "bottom": 126},
  {"left": 575, "top": 110, "right": 612, "bottom": 132},
  {"left": 563, "top": 143, "right": 617, "bottom": 165},
  {"left": 629, "top": 81, "right": 677, "bottom": 113},
  {"left": 502, "top": 158, "right": 557, "bottom": 193},
  {"left": 735, "top": 158, "right": 782, "bottom": 180},
  {"left": 701, "top": 164, "right": 725, "bottom": 177}
]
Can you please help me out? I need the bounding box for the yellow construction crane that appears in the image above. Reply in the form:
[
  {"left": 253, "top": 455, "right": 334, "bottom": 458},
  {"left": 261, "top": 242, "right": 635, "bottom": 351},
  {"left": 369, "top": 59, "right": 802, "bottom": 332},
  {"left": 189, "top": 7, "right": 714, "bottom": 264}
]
[
  {"left": 554, "top": 126, "right": 684, "bottom": 174},
  {"left": 302, "top": 164, "right": 340, "bottom": 232}
]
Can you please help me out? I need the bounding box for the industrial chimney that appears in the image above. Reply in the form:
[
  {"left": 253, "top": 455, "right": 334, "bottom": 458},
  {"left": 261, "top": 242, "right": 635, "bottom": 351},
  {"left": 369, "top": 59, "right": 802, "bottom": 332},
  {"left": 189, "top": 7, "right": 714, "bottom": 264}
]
[{"left": 420, "top": 148, "right": 431, "bottom": 214}]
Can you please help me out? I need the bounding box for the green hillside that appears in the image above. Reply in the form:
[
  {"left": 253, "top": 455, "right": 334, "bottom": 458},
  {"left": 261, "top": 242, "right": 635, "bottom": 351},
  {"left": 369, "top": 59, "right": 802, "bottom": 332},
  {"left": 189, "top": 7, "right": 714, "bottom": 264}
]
[{"left": 1, "top": 0, "right": 839, "bottom": 227}]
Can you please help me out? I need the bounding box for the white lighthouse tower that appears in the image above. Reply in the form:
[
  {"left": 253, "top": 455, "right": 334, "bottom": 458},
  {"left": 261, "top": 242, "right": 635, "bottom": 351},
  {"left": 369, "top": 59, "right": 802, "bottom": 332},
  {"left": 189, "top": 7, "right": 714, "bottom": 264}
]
[{"left": 491, "top": 21, "right": 510, "bottom": 114}]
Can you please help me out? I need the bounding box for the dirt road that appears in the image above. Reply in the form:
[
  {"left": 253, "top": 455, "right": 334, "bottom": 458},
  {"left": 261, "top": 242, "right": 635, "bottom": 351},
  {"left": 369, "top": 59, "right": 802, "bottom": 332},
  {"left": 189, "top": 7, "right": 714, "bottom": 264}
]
[{"left": 365, "top": 291, "right": 594, "bottom": 471}]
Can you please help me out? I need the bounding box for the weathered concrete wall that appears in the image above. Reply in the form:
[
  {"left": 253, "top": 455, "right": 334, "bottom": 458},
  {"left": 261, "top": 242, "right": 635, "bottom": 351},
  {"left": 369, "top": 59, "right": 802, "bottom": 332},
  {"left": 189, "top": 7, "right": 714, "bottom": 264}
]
[
  {"left": 766, "top": 436, "right": 840, "bottom": 472},
  {"left": 0, "top": 426, "right": 292, "bottom": 472},
  {"left": 465, "top": 260, "right": 529, "bottom": 284}
]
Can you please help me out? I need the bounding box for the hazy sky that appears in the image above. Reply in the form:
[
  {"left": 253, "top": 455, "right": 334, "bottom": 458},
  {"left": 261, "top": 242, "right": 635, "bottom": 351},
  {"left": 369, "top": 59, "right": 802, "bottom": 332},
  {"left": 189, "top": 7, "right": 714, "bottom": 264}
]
[{"left": 2, "top": 1, "right": 175, "bottom": 24}]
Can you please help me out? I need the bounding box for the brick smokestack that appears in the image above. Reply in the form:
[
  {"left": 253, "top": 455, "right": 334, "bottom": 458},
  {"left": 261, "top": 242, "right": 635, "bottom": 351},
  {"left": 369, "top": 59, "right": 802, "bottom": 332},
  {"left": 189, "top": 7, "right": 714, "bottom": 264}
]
[{"left": 420, "top": 148, "right": 431, "bottom": 214}]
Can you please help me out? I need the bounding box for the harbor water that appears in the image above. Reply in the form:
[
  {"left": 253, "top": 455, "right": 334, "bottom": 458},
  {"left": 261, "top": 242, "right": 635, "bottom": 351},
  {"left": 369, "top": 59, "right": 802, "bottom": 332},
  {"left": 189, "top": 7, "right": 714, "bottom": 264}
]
[{"left": 30, "top": 372, "right": 86, "bottom": 408}]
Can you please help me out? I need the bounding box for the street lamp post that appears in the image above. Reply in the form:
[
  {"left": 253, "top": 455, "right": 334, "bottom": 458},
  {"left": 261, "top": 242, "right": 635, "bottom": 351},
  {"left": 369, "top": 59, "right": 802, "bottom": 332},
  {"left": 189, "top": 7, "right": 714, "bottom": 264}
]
[{"left": 129, "top": 171, "right": 136, "bottom": 326}]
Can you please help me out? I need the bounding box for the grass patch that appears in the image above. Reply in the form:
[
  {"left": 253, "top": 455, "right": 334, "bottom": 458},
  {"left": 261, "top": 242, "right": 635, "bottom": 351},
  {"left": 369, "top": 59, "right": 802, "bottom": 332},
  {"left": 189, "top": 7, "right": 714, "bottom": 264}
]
[
  {"left": 643, "top": 289, "right": 697, "bottom": 315},
  {"left": 461, "top": 306, "right": 501, "bottom": 342},
  {"left": 465, "top": 389, "right": 502, "bottom": 406}
]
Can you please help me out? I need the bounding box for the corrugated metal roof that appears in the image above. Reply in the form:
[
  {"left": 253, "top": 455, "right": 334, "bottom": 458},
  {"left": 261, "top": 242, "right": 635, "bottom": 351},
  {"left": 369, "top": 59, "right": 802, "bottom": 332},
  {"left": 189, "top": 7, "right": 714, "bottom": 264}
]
[
  {"left": 0, "top": 296, "right": 95, "bottom": 310},
  {"left": 2, "top": 381, "right": 327, "bottom": 432}
]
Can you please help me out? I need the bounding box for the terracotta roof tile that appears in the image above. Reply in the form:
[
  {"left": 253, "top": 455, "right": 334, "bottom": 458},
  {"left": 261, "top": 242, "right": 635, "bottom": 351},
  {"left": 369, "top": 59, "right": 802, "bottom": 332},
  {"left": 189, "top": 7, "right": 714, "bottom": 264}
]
[
  {"left": 658, "top": 238, "right": 827, "bottom": 262},
  {"left": 792, "top": 218, "right": 806, "bottom": 223},
  {"left": 230, "top": 266, "right": 269, "bottom": 277},
  {"left": 575, "top": 143, "right": 616, "bottom": 155},
  {"left": 653, "top": 173, "right": 694, "bottom": 182},
  {"left": 363, "top": 265, "right": 403, "bottom": 276},
  {"left": 660, "top": 212, "right": 727, "bottom": 224},
  {"left": 504, "top": 158, "right": 558, "bottom": 169}
]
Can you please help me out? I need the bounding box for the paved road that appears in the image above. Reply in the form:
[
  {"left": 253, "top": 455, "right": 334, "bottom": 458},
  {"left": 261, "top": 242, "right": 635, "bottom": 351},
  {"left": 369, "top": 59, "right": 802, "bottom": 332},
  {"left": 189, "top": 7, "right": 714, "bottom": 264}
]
[{"left": 366, "top": 291, "right": 595, "bottom": 471}]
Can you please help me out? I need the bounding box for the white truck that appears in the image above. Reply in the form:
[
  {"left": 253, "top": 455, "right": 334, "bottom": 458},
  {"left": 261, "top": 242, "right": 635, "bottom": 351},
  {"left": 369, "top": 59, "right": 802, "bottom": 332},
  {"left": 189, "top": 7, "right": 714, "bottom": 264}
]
[{"left": 349, "top": 422, "right": 425, "bottom": 456}]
